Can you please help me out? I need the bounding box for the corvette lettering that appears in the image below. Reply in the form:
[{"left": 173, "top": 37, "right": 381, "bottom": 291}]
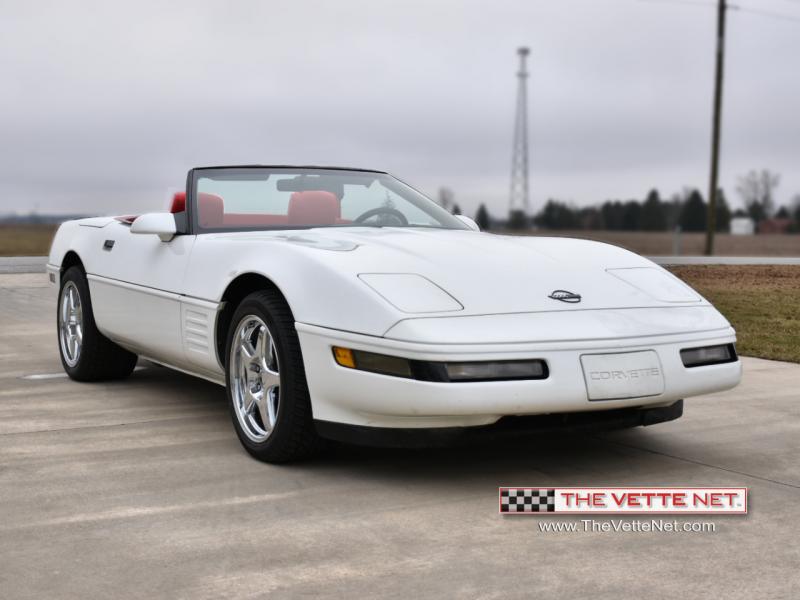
[{"left": 589, "top": 367, "right": 661, "bottom": 380}]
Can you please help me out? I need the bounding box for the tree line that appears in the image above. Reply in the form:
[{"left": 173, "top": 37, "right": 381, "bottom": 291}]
[
  {"left": 470, "top": 170, "right": 800, "bottom": 233},
  {"left": 532, "top": 188, "right": 731, "bottom": 232}
]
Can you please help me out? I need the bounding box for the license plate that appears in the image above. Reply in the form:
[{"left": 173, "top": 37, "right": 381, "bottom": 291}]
[{"left": 581, "top": 351, "right": 665, "bottom": 401}]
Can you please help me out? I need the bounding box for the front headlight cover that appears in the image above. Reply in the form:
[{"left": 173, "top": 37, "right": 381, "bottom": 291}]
[
  {"left": 607, "top": 267, "right": 701, "bottom": 303},
  {"left": 358, "top": 273, "right": 463, "bottom": 313}
]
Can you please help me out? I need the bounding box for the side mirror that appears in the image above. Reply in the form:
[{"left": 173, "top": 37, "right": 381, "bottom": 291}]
[
  {"left": 455, "top": 215, "right": 480, "bottom": 231},
  {"left": 130, "top": 213, "right": 177, "bottom": 242}
]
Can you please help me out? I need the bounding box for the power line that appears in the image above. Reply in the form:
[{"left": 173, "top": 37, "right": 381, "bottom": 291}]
[
  {"left": 640, "top": 0, "right": 800, "bottom": 22},
  {"left": 734, "top": 5, "right": 800, "bottom": 23},
  {"left": 638, "top": 0, "right": 714, "bottom": 8}
]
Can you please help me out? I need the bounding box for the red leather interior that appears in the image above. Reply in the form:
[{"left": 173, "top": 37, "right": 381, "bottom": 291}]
[
  {"left": 287, "top": 191, "right": 339, "bottom": 225},
  {"left": 170, "top": 192, "right": 186, "bottom": 213},
  {"left": 198, "top": 193, "right": 224, "bottom": 228},
  {"left": 223, "top": 214, "right": 289, "bottom": 226},
  {"left": 162, "top": 189, "right": 349, "bottom": 229}
]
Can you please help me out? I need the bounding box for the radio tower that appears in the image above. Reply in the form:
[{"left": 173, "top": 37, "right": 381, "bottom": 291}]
[{"left": 508, "top": 47, "right": 530, "bottom": 228}]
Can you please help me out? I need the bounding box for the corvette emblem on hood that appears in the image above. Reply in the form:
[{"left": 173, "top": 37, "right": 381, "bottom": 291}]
[{"left": 548, "top": 290, "right": 582, "bottom": 303}]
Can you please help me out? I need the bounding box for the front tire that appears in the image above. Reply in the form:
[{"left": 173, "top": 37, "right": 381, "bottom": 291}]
[
  {"left": 225, "top": 290, "right": 322, "bottom": 462},
  {"left": 57, "top": 266, "right": 138, "bottom": 381}
]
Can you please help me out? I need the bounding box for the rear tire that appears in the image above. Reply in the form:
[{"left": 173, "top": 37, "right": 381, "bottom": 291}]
[
  {"left": 225, "top": 290, "right": 322, "bottom": 463},
  {"left": 57, "top": 266, "right": 138, "bottom": 381}
]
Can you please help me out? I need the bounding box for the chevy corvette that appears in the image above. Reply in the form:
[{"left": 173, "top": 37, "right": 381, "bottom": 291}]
[{"left": 48, "top": 166, "right": 742, "bottom": 462}]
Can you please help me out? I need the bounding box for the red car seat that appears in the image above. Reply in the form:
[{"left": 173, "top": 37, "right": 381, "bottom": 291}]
[
  {"left": 197, "top": 193, "right": 224, "bottom": 228},
  {"left": 287, "top": 191, "right": 339, "bottom": 226},
  {"left": 170, "top": 192, "right": 186, "bottom": 213}
]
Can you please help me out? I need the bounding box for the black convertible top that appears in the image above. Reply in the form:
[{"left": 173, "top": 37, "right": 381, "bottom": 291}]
[{"left": 192, "top": 165, "right": 388, "bottom": 174}]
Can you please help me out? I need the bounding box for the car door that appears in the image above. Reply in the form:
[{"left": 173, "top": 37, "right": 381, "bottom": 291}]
[{"left": 87, "top": 220, "right": 195, "bottom": 366}]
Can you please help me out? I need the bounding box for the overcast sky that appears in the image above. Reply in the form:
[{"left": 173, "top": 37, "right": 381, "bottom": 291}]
[{"left": 1, "top": 0, "right": 799, "bottom": 218}]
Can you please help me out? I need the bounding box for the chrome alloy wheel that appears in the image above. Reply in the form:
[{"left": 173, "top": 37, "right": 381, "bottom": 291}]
[
  {"left": 59, "top": 281, "right": 83, "bottom": 368},
  {"left": 230, "top": 315, "right": 281, "bottom": 443}
]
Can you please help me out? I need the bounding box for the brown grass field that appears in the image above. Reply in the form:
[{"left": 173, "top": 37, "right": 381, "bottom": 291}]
[
  {"left": 669, "top": 266, "right": 800, "bottom": 363},
  {"left": 1, "top": 224, "right": 798, "bottom": 257},
  {"left": 0, "top": 225, "right": 58, "bottom": 256},
  {"left": 520, "top": 229, "right": 800, "bottom": 256}
]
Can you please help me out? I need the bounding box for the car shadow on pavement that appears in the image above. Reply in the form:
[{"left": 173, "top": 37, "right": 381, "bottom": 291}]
[
  {"left": 128, "top": 362, "right": 666, "bottom": 485},
  {"left": 310, "top": 432, "right": 658, "bottom": 485}
]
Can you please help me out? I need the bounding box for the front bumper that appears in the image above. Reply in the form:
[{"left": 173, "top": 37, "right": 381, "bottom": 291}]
[
  {"left": 315, "top": 400, "right": 684, "bottom": 447},
  {"left": 296, "top": 320, "right": 741, "bottom": 429}
]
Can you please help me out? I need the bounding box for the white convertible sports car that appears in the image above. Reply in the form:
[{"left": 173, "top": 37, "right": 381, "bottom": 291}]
[{"left": 48, "top": 166, "right": 741, "bottom": 462}]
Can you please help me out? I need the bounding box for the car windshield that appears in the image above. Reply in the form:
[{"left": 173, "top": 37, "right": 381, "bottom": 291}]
[{"left": 190, "top": 168, "right": 468, "bottom": 232}]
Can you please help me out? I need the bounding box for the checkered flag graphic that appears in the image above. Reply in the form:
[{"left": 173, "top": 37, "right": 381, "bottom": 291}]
[{"left": 500, "top": 488, "right": 556, "bottom": 513}]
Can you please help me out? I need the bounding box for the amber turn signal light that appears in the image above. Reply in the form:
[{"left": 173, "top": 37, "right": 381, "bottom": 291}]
[{"left": 332, "top": 346, "right": 356, "bottom": 368}]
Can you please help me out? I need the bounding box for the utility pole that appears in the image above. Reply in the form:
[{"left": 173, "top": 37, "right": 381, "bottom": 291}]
[
  {"left": 705, "top": 0, "right": 727, "bottom": 256},
  {"left": 508, "top": 47, "right": 531, "bottom": 228}
]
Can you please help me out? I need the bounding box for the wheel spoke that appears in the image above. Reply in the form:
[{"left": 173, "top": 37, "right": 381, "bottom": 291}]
[
  {"left": 239, "top": 360, "right": 249, "bottom": 392},
  {"left": 261, "top": 369, "right": 280, "bottom": 391},
  {"left": 256, "top": 394, "right": 271, "bottom": 432},
  {"left": 267, "top": 390, "right": 279, "bottom": 428},
  {"left": 242, "top": 389, "right": 256, "bottom": 414},
  {"left": 254, "top": 326, "right": 266, "bottom": 360},
  {"left": 267, "top": 339, "right": 278, "bottom": 371},
  {"left": 62, "top": 294, "right": 71, "bottom": 324},
  {"left": 229, "top": 314, "right": 282, "bottom": 443},
  {"left": 240, "top": 339, "right": 255, "bottom": 360}
]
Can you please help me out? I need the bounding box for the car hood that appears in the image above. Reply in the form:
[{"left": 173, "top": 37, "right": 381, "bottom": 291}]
[{"left": 221, "top": 227, "right": 707, "bottom": 317}]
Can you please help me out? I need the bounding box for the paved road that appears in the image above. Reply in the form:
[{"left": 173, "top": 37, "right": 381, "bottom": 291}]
[
  {"left": 1, "top": 273, "right": 798, "bottom": 599},
  {"left": 0, "top": 256, "right": 47, "bottom": 273}
]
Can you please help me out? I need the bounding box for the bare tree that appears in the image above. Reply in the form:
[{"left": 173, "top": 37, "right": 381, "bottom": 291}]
[
  {"left": 736, "top": 169, "right": 780, "bottom": 225},
  {"left": 791, "top": 193, "right": 800, "bottom": 214},
  {"left": 792, "top": 194, "right": 800, "bottom": 227},
  {"left": 437, "top": 187, "right": 454, "bottom": 212}
]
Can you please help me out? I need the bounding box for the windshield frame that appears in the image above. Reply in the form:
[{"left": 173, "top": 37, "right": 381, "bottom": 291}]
[{"left": 185, "top": 166, "right": 469, "bottom": 234}]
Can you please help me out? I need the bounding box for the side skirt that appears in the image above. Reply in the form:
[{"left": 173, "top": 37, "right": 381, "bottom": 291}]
[{"left": 139, "top": 355, "right": 226, "bottom": 387}]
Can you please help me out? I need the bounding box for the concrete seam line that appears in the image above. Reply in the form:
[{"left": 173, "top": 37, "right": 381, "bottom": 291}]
[{"left": 595, "top": 436, "right": 800, "bottom": 490}]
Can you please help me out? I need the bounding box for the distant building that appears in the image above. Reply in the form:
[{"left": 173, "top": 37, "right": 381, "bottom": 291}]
[
  {"left": 757, "top": 218, "right": 792, "bottom": 234},
  {"left": 730, "top": 217, "right": 755, "bottom": 235}
]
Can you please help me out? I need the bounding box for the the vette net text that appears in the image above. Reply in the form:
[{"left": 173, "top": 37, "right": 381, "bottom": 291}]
[{"left": 499, "top": 487, "right": 747, "bottom": 514}]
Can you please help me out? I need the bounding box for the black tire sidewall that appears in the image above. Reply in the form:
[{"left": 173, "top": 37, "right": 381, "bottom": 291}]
[
  {"left": 224, "top": 292, "right": 311, "bottom": 458},
  {"left": 58, "top": 267, "right": 95, "bottom": 377}
]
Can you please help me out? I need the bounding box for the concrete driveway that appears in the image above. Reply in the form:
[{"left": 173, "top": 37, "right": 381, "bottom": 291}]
[{"left": 1, "top": 273, "right": 798, "bottom": 599}]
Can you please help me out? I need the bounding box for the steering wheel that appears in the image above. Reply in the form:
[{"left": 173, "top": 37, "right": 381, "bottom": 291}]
[{"left": 353, "top": 207, "right": 409, "bottom": 227}]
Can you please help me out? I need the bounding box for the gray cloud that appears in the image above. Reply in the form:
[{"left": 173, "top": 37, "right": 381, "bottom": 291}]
[{"left": 1, "top": 0, "right": 798, "bottom": 218}]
